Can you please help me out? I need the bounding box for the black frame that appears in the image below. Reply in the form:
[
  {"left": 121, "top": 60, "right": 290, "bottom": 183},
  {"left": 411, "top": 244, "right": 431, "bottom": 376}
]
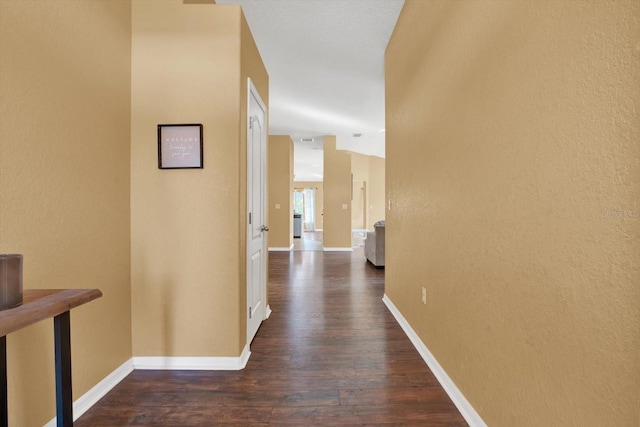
[{"left": 158, "top": 124, "right": 204, "bottom": 169}]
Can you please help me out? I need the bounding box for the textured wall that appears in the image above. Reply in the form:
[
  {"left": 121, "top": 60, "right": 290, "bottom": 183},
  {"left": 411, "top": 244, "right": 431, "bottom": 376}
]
[
  {"left": 0, "top": 1, "right": 132, "bottom": 425},
  {"left": 268, "top": 136, "right": 294, "bottom": 248},
  {"left": 323, "top": 137, "right": 353, "bottom": 249},
  {"left": 385, "top": 1, "right": 639, "bottom": 426},
  {"left": 131, "top": 1, "right": 267, "bottom": 357}
]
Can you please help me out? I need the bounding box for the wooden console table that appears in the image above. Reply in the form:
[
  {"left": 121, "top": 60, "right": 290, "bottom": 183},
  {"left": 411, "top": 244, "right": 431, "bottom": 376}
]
[{"left": 0, "top": 289, "right": 102, "bottom": 427}]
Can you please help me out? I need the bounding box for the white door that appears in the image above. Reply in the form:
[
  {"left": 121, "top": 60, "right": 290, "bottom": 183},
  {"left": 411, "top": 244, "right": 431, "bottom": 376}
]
[{"left": 247, "top": 78, "right": 268, "bottom": 345}]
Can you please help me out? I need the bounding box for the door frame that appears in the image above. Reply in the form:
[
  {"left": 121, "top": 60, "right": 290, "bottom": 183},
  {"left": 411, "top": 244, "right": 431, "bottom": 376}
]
[{"left": 246, "top": 77, "right": 268, "bottom": 347}]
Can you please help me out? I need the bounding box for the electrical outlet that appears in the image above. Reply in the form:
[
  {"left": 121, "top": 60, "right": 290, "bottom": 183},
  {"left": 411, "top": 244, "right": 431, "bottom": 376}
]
[{"left": 421, "top": 287, "right": 427, "bottom": 304}]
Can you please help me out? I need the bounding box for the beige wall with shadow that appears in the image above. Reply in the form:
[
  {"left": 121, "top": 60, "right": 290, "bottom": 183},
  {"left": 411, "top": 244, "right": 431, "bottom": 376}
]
[
  {"left": 0, "top": 1, "right": 132, "bottom": 425},
  {"left": 131, "top": 1, "right": 268, "bottom": 358},
  {"left": 385, "top": 1, "right": 640, "bottom": 426}
]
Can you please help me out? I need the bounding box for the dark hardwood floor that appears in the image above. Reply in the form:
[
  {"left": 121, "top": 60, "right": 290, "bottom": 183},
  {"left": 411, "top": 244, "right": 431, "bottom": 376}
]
[{"left": 76, "top": 250, "right": 467, "bottom": 426}]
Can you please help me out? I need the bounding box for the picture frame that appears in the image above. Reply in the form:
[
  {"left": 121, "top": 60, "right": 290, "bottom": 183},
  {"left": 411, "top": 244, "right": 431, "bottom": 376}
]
[{"left": 158, "top": 124, "right": 203, "bottom": 169}]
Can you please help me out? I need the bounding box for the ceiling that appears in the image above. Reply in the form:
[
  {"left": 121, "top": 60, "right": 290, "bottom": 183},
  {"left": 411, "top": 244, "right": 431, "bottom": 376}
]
[{"left": 215, "top": 0, "right": 405, "bottom": 181}]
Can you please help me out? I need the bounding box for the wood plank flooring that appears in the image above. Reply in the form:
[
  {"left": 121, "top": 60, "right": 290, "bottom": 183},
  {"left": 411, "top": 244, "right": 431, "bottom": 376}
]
[{"left": 76, "top": 250, "right": 467, "bottom": 426}]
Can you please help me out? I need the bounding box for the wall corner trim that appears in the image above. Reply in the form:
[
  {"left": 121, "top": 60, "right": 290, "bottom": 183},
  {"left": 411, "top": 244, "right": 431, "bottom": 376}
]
[
  {"left": 322, "top": 247, "right": 354, "bottom": 252},
  {"left": 132, "top": 345, "right": 251, "bottom": 371},
  {"left": 44, "top": 358, "right": 134, "bottom": 426},
  {"left": 268, "top": 245, "right": 294, "bottom": 251},
  {"left": 382, "top": 294, "right": 488, "bottom": 427}
]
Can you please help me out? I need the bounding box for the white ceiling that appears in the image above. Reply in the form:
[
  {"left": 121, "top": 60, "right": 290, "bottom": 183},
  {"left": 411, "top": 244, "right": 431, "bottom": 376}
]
[{"left": 216, "top": 0, "right": 405, "bottom": 181}]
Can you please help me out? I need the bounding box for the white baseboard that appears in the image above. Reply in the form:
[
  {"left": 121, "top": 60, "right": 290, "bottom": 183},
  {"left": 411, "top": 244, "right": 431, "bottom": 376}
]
[
  {"left": 43, "top": 345, "right": 252, "bottom": 425},
  {"left": 382, "top": 294, "right": 487, "bottom": 427},
  {"left": 265, "top": 304, "right": 272, "bottom": 319},
  {"left": 268, "top": 245, "right": 294, "bottom": 252},
  {"left": 315, "top": 228, "right": 323, "bottom": 231},
  {"left": 323, "top": 247, "right": 354, "bottom": 252},
  {"left": 132, "top": 344, "right": 251, "bottom": 370},
  {"left": 44, "top": 358, "right": 134, "bottom": 426}
]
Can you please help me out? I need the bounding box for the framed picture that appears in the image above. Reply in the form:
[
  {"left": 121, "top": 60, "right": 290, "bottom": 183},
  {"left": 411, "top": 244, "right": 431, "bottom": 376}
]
[{"left": 158, "top": 124, "right": 203, "bottom": 169}]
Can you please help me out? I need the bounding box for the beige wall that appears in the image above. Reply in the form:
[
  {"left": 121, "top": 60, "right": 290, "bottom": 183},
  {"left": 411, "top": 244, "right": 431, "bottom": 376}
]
[
  {"left": 351, "top": 152, "right": 369, "bottom": 229},
  {"left": 349, "top": 152, "right": 386, "bottom": 231},
  {"left": 385, "top": 1, "right": 640, "bottom": 426},
  {"left": 293, "top": 182, "right": 324, "bottom": 230},
  {"left": 131, "top": 1, "right": 267, "bottom": 358},
  {"left": 0, "top": 1, "right": 132, "bottom": 425},
  {"left": 268, "top": 136, "right": 293, "bottom": 248},
  {"left": 323, "top": 137, "right": 352, "bottom": 248},
  {"left": 367, "top": 156, "right": 385, "bottom": 230}
]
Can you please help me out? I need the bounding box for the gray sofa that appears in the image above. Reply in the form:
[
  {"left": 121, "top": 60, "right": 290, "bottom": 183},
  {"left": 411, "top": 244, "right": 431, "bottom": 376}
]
[{"left": 365, "top": 220, "right": 385, "bottom": 267}]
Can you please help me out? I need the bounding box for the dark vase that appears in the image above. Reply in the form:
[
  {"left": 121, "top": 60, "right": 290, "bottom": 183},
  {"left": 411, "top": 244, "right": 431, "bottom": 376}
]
[{"left": 0, "top": 254, "right": 23, "bottom": 310}]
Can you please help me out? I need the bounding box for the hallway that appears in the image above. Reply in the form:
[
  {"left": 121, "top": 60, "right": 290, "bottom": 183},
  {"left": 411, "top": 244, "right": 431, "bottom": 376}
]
[{"left": 76, "top": 250, "right": 467, "bottom": 426}]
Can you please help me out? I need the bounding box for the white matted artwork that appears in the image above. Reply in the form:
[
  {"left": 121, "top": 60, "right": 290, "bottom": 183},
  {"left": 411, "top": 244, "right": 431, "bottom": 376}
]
[{"left": 157, "top": 124, "right": 203, "bottom": 169}]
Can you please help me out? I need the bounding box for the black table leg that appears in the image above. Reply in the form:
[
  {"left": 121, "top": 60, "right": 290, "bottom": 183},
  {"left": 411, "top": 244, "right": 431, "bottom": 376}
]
[
  {"left": 54, "top": 311, "right": 72, "bottom": 427},
  {"left": 1, "top": 335, "right": 7, "bottom": 427}
]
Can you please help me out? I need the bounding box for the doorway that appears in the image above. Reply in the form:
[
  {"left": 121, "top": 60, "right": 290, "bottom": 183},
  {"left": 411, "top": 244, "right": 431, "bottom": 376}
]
[
  {"left": 292, "top": 185, "right": 323, "bottom": 251},
  {"left": 246, "top": 78, "right": 268, "bottom": 345}
]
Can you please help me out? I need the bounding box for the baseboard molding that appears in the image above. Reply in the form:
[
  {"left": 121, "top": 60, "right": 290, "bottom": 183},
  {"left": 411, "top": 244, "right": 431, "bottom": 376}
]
[
  {"left": 382, "top": 294, "right": 487, "bottom": 427},
  {"left": 44, "top": 346, "right": 252, "bottom": 425},
  {"left": 132, "top": 344, "right": 251, "bottom": 371},
  {"left": 323, "top": 247, "right": 354, "bottom": 252},
  {"left": 268, "top": 245, "right": 294, "bottom": 252},
  {"left": 265, "top": 304, "right": 272, "bottom": 319},
  {"left": 44, "top": 358, "right": 134, "bottom": 426}
]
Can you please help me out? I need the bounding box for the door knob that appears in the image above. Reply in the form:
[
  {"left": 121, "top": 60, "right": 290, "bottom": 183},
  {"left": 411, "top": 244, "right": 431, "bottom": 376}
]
[{"left": 260, "top": 225, "right": 270, "bottom": 232}]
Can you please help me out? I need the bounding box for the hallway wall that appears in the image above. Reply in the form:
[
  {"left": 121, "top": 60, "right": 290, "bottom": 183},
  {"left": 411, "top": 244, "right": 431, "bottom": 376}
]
[
  {"left": 323, "top": 136, "right": 352, "bottom": 249},
  {"left": 0, "top": 1, "right": 133, "bottom": 425},
  {"left": 350, "top": 152, "right": 386, "bottom": 231},
  {"left": 268, "top": 136, "right": 294, "bottom": 248},
  {"left": 131, "top": 1, "right": 268, "bottom": 358},
  {"left": 351, "top": 152, "right": 370, "bottom": 229},
  {"left": 367, "top": 156, "right": 385, "bottom": 230},
  {"left": 385, "top": 1, "right": 640, "bottom": 426}
]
